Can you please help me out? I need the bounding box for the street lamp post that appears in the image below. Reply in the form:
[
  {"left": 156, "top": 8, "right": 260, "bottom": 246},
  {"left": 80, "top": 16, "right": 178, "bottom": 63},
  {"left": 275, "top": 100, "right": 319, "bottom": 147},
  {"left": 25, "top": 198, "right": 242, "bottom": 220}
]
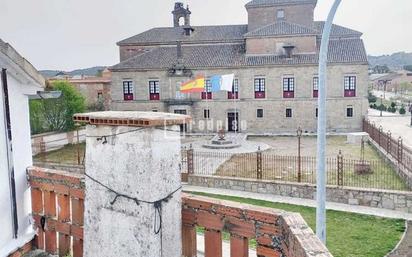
[
  {"left": 380, "top": 95, "right": 383, "bottom": 117},
  {"left": 316, "top": 0, "right": 342, "bottom": 244},
  {"left": 297, "top": 127, "right": 303, "bottom": 183}
]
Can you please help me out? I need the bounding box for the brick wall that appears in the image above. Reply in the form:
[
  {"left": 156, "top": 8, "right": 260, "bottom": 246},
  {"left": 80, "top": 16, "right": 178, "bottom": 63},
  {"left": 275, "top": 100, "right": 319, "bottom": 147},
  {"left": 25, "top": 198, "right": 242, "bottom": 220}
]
[{"left": 26, "top": 166, "right": 333, "bottom": 257}]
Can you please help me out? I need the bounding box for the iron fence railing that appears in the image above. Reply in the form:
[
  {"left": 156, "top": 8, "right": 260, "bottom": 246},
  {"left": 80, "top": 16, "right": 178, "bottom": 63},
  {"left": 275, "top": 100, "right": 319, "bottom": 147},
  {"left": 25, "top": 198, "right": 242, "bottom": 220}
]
[
  {"left": 184, "top": 149, "right": 410, "bottom": 192},
  {"left": 363, "top": 119, "right": 412, "bottom": 174}
]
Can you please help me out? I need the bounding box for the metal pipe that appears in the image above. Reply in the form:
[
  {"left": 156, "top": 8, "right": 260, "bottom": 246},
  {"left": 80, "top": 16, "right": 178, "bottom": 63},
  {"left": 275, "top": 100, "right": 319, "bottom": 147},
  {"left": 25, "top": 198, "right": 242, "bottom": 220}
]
[
  {"left": 316, "top": 0, "right": 342, "bottom": 244},
  {"left": 1, "top": 68, "right": 19, "bottom": 238}
]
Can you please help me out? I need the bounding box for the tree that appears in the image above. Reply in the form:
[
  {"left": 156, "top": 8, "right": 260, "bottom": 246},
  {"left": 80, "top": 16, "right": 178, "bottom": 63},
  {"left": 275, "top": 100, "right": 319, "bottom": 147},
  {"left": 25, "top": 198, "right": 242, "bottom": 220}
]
[
  {"left": 29, "top": 80, "right": 86, "bottom": 133},
  {"left": 373, "top": 65, "right": 390, "bottom": 74},
  {"left": 404, "top": 65, "right": 412, "bottom": 72},
  {"left": 368, "top": 91, "right": 377, "bottom": 103}
]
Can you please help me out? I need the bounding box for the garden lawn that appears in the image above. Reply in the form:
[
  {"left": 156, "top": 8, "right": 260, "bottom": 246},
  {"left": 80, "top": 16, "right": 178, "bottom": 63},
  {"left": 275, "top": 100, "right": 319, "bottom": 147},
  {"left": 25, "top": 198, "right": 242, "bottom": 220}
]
[
  {"left": 34, "top": 143, "right": 85, "bottom": 165},
  {"left": 190, "top": 192, "right": 405, "bottom": 257}
]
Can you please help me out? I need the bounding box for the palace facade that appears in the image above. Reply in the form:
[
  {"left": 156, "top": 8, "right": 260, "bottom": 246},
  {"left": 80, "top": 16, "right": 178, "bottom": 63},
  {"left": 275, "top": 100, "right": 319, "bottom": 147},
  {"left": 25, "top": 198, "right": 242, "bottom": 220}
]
[{"left": 110, "top": 0, "right": 369, "bottom": 133}]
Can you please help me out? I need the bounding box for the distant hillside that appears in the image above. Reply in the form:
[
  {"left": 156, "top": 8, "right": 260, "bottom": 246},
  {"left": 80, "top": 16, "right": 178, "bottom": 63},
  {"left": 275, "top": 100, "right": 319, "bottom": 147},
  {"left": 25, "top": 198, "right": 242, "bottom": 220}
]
[
  {"left": 368, "top": 52, "right": 412, "bottom": 70},
  {"left": 40, "top": 66, "right": 107, "bottom": 78}
]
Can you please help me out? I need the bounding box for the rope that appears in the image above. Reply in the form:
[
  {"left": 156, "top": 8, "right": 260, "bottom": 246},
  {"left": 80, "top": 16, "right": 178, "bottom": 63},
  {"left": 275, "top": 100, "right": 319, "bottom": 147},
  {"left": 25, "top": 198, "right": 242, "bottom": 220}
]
[
  {"left": 86, "top": 127, "right": 180, "bottom": 143},
  {"left": 84, "top": 172, "right": 182, "bottom": 237}
]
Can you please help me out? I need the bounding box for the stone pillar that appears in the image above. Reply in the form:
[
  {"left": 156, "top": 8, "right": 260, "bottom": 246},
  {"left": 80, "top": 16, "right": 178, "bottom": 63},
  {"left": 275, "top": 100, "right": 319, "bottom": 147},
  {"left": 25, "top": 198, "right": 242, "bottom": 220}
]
[{"left": 74, "top": 111, "right": 190, "bottom": 257}]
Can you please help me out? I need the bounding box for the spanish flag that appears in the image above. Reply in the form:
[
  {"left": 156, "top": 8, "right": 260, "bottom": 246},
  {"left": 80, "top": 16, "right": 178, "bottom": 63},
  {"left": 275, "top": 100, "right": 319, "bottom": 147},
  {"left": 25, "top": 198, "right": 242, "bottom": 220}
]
[{"left": 180, "top": 76, "right": 205, "bottom": 93}]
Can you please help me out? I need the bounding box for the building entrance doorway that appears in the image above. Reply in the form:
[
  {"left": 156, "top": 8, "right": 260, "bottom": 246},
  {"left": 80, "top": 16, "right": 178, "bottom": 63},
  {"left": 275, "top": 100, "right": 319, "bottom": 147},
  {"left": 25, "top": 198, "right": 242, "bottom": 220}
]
[
  {"left": 174, "top": 109, "right": 187, "bottom": 132},
  {"left": 227, "top": 112, "right": 239, "bottom": 132}
]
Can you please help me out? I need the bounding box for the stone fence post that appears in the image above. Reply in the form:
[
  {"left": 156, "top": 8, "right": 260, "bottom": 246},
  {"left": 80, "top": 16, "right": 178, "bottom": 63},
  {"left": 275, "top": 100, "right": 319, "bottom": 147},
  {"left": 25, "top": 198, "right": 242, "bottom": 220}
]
[{"left": 73, "top": 111, "right": 190, "bottom": 257}]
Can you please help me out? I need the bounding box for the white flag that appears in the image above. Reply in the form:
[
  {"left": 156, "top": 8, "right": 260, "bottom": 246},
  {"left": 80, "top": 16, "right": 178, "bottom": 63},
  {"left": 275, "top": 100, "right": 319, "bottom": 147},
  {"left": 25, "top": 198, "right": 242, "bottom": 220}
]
[{"left": 220, "top": 74, "right": 235, "bottom": 91}]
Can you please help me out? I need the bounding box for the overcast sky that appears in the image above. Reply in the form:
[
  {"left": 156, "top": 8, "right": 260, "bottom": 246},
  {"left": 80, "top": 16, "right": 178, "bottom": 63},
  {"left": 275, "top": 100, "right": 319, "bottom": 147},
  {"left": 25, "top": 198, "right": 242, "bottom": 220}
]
[{"left": 0, "top": 0, "right": 410, "bottom": 71}]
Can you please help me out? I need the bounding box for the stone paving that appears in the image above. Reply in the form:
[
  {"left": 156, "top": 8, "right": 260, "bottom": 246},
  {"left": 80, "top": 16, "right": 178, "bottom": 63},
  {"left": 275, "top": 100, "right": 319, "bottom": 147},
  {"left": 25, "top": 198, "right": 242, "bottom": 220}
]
[{"left": 368, "top": 109, "right": 412, "bottom": 149}]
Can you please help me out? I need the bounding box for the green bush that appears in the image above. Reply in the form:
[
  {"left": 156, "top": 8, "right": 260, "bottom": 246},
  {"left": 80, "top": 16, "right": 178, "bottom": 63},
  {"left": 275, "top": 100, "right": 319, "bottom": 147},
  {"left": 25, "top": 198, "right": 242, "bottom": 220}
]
[
  {"left": 29, "top": 81, "right": 86, "bottom": 134},
  {"left": 390, "top": 102, "right": 396, "bottom": 108},
  {"left": 378, "top": 104, "right": 387, "bottom": 111},
  {"left": 368, "top": 92, "right": 377, "bottom": 103},
  {"left": 399, "top": 106, "right": 406, "bottom": 115}
]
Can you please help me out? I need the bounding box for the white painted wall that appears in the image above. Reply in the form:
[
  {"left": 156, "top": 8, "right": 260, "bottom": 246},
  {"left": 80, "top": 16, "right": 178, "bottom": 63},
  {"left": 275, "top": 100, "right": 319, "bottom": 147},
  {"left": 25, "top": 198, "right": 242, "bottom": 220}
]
[{"left": 0, "top": 63, "right": 44, "bottom": 256}]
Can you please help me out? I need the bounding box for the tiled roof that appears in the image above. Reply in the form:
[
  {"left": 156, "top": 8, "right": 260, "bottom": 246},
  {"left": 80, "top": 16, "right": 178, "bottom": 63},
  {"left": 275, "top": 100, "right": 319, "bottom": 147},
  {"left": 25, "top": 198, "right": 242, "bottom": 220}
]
[
  {"left": 117, "top": 22, "right": 361, "bottom": 46},
  {"left": 314, "top": 21, "right": 363, "bottom": 37},
  {"left": 244, "top": 21, "right": 317, "bottom": 37},
  {"left": 245, "top": 0, "right": 317, "bottom": 8},
  {"left": 110, "top": 38, "right": 368, "bottom": 71},
  {"left": 118, "top": 25, "right": 248, "bottom": 46}
]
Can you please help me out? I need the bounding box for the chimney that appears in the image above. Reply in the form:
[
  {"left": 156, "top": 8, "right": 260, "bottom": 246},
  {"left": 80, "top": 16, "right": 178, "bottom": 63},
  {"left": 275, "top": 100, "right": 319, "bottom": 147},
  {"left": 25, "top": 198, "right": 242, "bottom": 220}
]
[
  {"left": 183, "top": 25, "right": 194, "bottom": 36},
  {"left": 176, "top": 41, "right": 182, "bottom": 61},
  {"left": 283, "top": 44, "right": 295, "bottom": 58}
]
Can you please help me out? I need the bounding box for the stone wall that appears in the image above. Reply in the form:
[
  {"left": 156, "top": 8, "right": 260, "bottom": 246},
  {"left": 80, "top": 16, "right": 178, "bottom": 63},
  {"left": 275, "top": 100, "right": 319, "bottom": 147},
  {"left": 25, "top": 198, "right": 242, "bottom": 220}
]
[
  {"left": 246, "top": 4, "right": 315, "bottom": 32},
  {"left": 111, "top": 64, "right": 369, "bottom": 133},
  {"left": 189, "top": 175, "right": 412, "bottom": 213},
  {"left": 246, "top": 36, "right": 317, "bottom": 55}
]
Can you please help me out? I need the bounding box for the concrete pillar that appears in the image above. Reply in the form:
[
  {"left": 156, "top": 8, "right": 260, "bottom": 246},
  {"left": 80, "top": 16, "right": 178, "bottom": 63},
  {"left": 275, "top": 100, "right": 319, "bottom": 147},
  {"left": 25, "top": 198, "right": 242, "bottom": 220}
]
[{"left": 75, "top": 111, "right": 189, "bottom": 257}]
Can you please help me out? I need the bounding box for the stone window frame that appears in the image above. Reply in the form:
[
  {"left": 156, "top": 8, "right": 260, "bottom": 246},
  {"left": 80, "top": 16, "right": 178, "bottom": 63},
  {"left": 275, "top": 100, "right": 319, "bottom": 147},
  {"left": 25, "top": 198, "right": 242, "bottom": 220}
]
[
  {"left": 254, "top": 77, "right": 266, "bottom": 99},
  {"left": 286, "top": 108, "right": 293, "bottom": 118},
  {"left": 282, "top": 76, "right": 295, "bottom": 98},
  {"left": 256, "top": 108, "right": 264, "bottom": 118},
  {"left": 228, "top": 78, "right": 239, "bottom": 99},
  {"left": 148, "top": 79, "right": 160, "bottom": 100},
  {"left": 344, "top": 75, "right": 357, "bottom": 97},
  {"left": 122, "top": 80, "right": 134, "bottom": 101},
  {"left": 313, "top": 76, "right": 319, "bottom": 98},
  {"left": 346, "top": 106, "right": 354, "bottom": 118},
  {"left": 201, "top": 79, "right": 213, "bottom": 100},
  {"left": 277, "top": 9, "right": 285, "bottom": 20},
  {"left": 203, "top": 109, "right": 210, "bottom": 119}
]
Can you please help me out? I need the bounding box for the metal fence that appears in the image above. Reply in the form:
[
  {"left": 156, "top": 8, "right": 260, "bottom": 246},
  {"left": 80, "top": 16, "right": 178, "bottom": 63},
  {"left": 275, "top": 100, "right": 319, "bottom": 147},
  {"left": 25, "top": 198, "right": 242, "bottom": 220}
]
[
  {"left": 363, "top": 119, "right": 412, "bottom": 174},
  {"left": 32, "top": 136, "right": 85, "bottom": 166},
  {"left": 184, "top": 149, "right": 410, "bottom": 191}
]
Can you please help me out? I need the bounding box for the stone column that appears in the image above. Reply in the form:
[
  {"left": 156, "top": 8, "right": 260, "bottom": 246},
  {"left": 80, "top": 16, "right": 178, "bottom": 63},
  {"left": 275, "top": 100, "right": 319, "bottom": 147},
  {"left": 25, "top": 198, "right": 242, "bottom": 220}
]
[{"left": 74, "top": 111, "right": 189, "bottom": 257}]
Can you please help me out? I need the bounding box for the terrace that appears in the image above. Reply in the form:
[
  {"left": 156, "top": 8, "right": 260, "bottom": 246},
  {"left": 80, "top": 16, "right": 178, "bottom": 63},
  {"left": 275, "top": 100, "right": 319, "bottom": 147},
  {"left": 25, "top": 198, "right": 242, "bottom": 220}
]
[{"left": 26, "top": 166, "right": 330, "bottom": 257}]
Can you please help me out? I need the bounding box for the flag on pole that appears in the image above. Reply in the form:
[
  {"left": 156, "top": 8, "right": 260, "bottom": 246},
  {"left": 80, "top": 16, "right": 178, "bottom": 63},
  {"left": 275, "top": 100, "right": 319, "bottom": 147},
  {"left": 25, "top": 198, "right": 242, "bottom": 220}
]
[
  {"left": 180, "top": 76, "right": 205, "bottom": 93},
  {"left": 210, "top": 74, "right": 234, "bottom": 92}
]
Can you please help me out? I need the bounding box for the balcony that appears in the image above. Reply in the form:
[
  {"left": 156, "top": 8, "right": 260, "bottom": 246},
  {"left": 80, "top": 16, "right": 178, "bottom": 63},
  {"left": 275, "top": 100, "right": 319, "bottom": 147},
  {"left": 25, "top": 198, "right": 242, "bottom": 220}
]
[
  {"left": 283, "top": 91, "right": 294, "bottom": 98},
  {"left": 344, "top": 90, "right": 356, "bottom": 97},
  {"left": 254, "top": 92, "right": 265, "bottom": 99},
  {"left": 201, "top": 92, "right": 212, "bottom": 100},
  {"left": 150, "top": 93, "right": 160, "bottom": 101},
  {"left": 26, "top": 167, "right": 331, "bottom": 257},
  {"left": 163, "top": 98, "right": 199, "bottom": 106},
  {"left": 123, "top": 94, "right": 133, "bottom": 101}
]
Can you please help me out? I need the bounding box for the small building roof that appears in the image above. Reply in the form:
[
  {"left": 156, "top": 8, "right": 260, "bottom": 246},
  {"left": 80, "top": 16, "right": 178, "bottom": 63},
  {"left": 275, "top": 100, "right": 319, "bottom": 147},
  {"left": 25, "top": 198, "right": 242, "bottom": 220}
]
[{"left": 0, "top": 38, "right": 45, "bottom": 87}]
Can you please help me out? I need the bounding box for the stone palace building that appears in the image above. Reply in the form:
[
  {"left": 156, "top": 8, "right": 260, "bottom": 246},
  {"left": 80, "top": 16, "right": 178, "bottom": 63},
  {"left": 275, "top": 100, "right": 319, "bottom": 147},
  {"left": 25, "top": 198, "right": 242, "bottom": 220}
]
[{"left": 110, "top": 0, "right": 368, "bottom": 133}]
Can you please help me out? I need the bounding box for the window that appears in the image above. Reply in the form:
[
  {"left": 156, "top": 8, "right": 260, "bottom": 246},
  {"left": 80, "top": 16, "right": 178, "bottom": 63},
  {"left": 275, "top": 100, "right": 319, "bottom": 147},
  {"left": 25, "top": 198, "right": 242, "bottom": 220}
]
[
  {"left": 123, "top": 80, "right": 134, "bottom": 101},
  {"left": 254, "top": 78, "right": 265, "bottom": 99},
  {"left": 347, "top": 107, "right": 354, "bottom": 117},
  {"left": 344, "top": 76, "right": 356, "bottom": 97},
  {"left": 201, "top": 80, "right": 213, "bottom": 99},
  {"left": 316, "top": 108, "right": 318, "bottom": 118},
  {"left": 277, "top": 9, "right": 285, "bottom": 19},
  {"left": 204, "top": 109, "right": 210, "bottom": 119},
  {"left": 97, "top": 92, "right": 103, "bottom": 100},
  {"left": 149, "top": 80, "right": 160, "bottom": 100},
  {"left": 286, "top": 108, "right": 292, "bottom": 118},
  {"left": 152, "top": 109, "right": 158, "bottom": 112},
  {"left": 283, "top": 77, "right": 295, "bottom": 98},
  {"left": 257, "top": 109, "right": 264, "bottom": 118},
  {"left": 313, "top": 77, "right": 319, "bottom": 98},
  {"left": 228, "top": 79, "right": 239, "bottom": 99}
]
